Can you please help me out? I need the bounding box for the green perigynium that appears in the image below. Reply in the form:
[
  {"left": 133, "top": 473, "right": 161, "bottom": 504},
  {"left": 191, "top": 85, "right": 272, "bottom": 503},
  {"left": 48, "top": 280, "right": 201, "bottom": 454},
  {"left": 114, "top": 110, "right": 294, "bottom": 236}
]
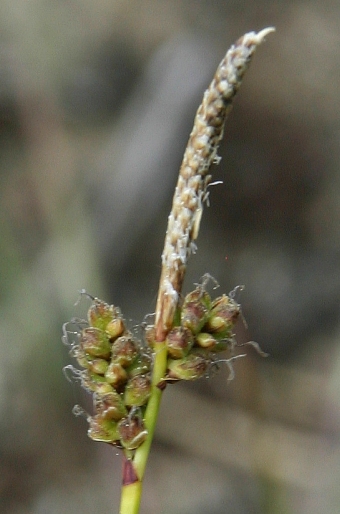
[
  {"left": 117, "top": 413, "right": 148, "bottom": 451},
  {"left": 165, "top": 326, "right": 194, "bottom": 358}
]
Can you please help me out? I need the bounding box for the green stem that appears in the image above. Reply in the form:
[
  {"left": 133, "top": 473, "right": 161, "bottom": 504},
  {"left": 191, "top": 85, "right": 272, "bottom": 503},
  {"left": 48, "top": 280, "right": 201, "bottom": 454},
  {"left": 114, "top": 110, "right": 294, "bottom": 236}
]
[
  {"left": 119, "top": 482, "right": 142, "bottom": 514},
  {"left": 119, "top": 341, "right": 168, "bottom": 514}
]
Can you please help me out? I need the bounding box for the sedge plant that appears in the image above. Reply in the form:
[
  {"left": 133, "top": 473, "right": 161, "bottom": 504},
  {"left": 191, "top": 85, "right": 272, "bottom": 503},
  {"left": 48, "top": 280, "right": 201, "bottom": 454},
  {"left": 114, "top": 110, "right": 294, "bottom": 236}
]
[{"left": 62, "top": 27, "right": 274, "bottom": 514}]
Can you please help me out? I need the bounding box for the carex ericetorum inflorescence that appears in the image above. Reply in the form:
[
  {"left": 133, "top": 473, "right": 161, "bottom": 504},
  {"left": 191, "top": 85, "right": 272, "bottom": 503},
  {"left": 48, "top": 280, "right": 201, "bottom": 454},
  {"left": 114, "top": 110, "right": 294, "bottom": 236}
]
[{"left": 62, "top": 27, "right": 274, "bottom": 514}]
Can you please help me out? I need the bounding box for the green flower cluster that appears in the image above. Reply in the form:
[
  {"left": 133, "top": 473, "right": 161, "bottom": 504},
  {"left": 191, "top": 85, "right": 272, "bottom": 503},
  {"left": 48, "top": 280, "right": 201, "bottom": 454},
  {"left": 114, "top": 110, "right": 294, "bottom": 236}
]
[
  {"left": 65, "top": 297, "right": 152, "bottom": 451},
  {"left": 63, "top": 281, "right": 250, "bottom": 451},
  {"left": 146, "top": 282, "right": 242, "bottom": 387}
]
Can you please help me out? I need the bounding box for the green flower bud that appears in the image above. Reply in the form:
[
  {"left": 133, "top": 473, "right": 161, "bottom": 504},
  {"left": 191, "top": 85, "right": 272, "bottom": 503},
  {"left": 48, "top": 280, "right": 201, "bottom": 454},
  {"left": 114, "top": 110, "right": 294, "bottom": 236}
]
[
  {"left": 80, "top": 370, "right": 114, "bottom": 394},
  {"left": 106, "top": 317, "right": 125, "bottom": 340},
  {"left": 205, "top": 295, "right": 240, "bottom": 338},
  {"left": 183, "top": 288, "right": 212, "bottom": 310},
  {"left": 124, "top": 374, "right": 151, "bottom": 407},
  {"left": 88, "top": 358, "right": 109, "bottom": 375},
  {"left": 195, "top": 332, "right": 217, "bottom": 349},
  {"left": 166, "top": 351, "right": 210, "bottom": 382},
  {"left": 105, "top": 362, "right": 128, "bottom": 388},
  {"left": 181, "top": 288, "right": 211, "bottom": 334},
  {"left": 111, "top": 335, "right": 139, "bottom": 367},
  {"left": 72, "top": 347, "right": 91, "bottom": 369},
  {"left": 96, "top": 391, "right": 127, "bottom": 421},
  {"left": 118, "top": 414, "right": 148, "bottom": 450},
  {"left": 166, "top": 326, "right": 194, "bottom": 358},
  {"left": 91, "top": 382, "right": 115, "bottom": 395},
  {"left": 80, "top": 327, "right": 111, "bottom": 359},
  {"left": 88, "top": 415, "right": 120, "bottom": 444},
  {"left": 126, "top": 353, "right": 152, "bottom": 378},
  {"left": 87, "top": 299, "right": 117, "bottom": 331},
  {"left": 206, "top": 315, "right": 228, "bottom": 334}
]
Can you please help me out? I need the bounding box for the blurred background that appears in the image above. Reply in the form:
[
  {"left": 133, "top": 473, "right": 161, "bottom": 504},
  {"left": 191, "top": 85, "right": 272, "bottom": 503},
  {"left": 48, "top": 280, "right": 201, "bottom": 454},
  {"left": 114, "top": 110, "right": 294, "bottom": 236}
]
[{"left": 1, "top": 1, "right": 340, "bottom": 513}]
